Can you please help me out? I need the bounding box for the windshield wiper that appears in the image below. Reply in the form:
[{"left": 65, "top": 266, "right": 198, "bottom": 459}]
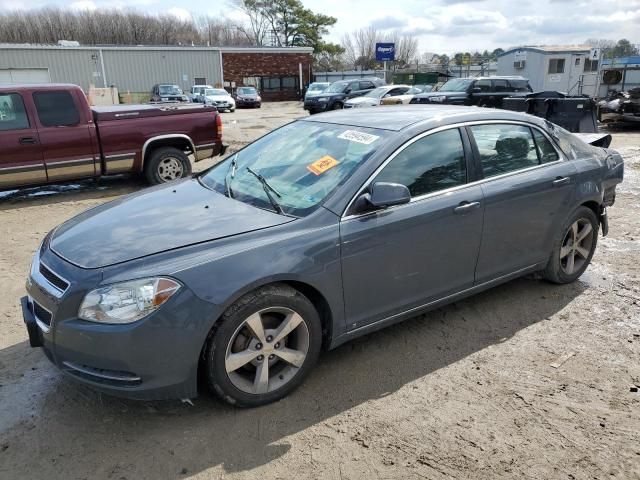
[
  {"left": 223, "top": 154, "right": 238, "bottom": 198},
  {"left": 245, "top": 167, "right": 284, "bottom": 215}
]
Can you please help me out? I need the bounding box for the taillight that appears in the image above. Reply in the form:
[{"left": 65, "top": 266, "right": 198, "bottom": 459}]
[{"left": 215, "top": 113, "right": 223, "bottom": 139}]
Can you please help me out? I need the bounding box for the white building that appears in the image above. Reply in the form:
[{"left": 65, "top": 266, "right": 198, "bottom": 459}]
[{"left": 497, "top": 46, "right": 598, "bottom": 96}]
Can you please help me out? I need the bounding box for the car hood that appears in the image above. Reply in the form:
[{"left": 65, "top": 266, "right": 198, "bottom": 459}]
[
  {"left": 238, "top": 94, "right": 259, "bottom": 99},
  {"left": 50, "top": 179, "right": 294, "bottom": 269},
  {"left": 206, "top": 95, "right": 233, "bottom": 101},
  {"left": 346, "top": 97, "right": 378, "bottom": 105}
]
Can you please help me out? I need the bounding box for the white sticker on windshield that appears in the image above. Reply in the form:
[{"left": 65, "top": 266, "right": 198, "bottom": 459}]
[{"left": 338, "top": 130, "right": 380, "bottom": 145}]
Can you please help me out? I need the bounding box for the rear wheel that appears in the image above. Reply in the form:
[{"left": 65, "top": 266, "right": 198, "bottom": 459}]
[
  {"left": 543, "top": 206, "right": 599, "bottom": 284},
  {"left": 144, "top": 147, "right": 191, "bottom": 185},
  {"left": 204, "top": 284, "right": 322, "bottom": 407}
]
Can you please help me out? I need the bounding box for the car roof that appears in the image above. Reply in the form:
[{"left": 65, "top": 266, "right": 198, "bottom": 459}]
[{"left": 301, "top": 105, "right": 547, "bottom": 132}]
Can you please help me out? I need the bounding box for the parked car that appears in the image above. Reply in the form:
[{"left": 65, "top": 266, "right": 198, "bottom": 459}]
[
  {"left": 344, "top": 85, "right": 412, "bottom": 108},
  {"left": 233, "top": 86, "right": 262, "bottom": 108},
  {"left": 304, "top": 78, "right": 385, "bottom": 114},
  {"left": 0, "top": 84, "right": 226, "bottom": 190},
  {"left": 22, "top": 105, "right": 623, "bottom": 407},
  {"left": 410, "top": 76, "right": 532, "bottom": 108},
  {"left": 198, "top": 88, "right": 236, "bottom": 112},
  {"left": 150, "top": 84, "right": 189, "bottom": 103},
  {"left": 380, "top": 85, "right": 433, "bottom": 105},
  {"left": 188, "top": 85, "right": 213, "bottom": 102},
  {"left": 304, "top": 82, "right": 330, "bottom": 100}
]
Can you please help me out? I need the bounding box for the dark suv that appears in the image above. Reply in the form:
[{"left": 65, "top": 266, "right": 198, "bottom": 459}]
[
  {"left": 410, "top": 76, "right": 532, "bottom": 108},
  {"left": 150, "top": 84, "right": 189, "bottom": 103},
  {"left": 304, "top": 78, "right": 385, "bottom": 114}
]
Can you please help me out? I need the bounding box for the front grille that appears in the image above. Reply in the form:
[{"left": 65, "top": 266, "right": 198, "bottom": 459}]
[
  {"left": 33, "top": 300, "right": 52, "bottom": 327},
  {"left": 39, "top": 263, "right": 69, "bottom": 292}
]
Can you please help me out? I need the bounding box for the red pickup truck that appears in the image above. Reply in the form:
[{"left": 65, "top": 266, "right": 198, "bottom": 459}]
[{"left": 0, "top": 84, "right": 226, "bottom": 190}]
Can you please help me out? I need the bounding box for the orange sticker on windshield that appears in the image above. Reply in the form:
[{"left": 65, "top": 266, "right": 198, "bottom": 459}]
[{"left": 307, "top": 155, "right": 339, "bottom": 175}]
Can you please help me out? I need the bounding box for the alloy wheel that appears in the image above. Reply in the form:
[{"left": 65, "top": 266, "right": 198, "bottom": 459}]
[
  {"left": 225, "top": 307, "right": 310, "bottom": 395},
  {"left": 157, "top": 157, "right": 184, "bottom": 181},
  {"left": 560, "top": 218, "right": 594, "bottom": 275}
]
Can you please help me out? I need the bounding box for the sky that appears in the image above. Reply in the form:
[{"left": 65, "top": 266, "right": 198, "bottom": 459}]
[{"left": 0, "top": 0, "right": 639, "bottom": 54}]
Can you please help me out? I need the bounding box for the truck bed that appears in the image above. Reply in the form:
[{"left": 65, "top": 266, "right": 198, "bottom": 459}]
[{"left": 92, "top": 103, "right": 217, "bottom": 121}]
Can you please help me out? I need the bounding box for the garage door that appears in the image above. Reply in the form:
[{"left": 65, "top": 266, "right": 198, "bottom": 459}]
[{"left": 0, "top": 69, "right": 51, "bottom": 84}]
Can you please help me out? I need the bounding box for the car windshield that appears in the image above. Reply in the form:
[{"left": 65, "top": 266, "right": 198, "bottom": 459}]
[
  {"left": 308, "top": 83, "right": 328, "bottom": 92},
  {"left": 364, "top": 87, "right": 389, "bottom": 98},
  {"left": 159, "top": 85, "right": 182, "bottom": 95},
  {"left": 199, "top": 121, "right": 390, "bottom": 216},
  {"left": 326, "top": 82, "right": 349, "bottom": 93},
  {"left": 205, "top": 89, "right": 228, "bottom": 96},
  {"left": 237, "top": 87, "right": 257, "bottom": 95},
  {"left": 439, "top": 79, "right": 473, "bottom": 92}
]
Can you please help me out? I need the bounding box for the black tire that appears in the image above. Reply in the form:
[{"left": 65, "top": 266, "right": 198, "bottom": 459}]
[
  {"left": 543, "top": 206, "right": 599, "bottom": 284},
  {"left": 144, "top": 146, "right": 191, "bottom": 185},
  {"left": 331, "top": 102, "right": 343, "bottom": 110},
  {"left": 204, "top": 283, "right": 322, "bottom": 407}
]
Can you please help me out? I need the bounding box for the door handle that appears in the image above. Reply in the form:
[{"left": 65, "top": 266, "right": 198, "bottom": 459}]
[
  {"left": 454, "top": 201, "right": 481, "bottom": 214},
  {"left": 552, "top": 176, "right": 570, "bottom": 187},
  {"left": 19, "top": 137, "right": 38, "bottom": 145}
]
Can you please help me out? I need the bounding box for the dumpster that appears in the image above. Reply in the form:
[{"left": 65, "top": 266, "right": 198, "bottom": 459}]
[{"left": 502, "top": 91, "right": 599, "bottom": 133}]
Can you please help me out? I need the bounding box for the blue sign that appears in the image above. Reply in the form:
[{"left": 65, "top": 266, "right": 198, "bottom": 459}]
[{"left": 375, "top": 43, "right": 395, "bottom": 62}]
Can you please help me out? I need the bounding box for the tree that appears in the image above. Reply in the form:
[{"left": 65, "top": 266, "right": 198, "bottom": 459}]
[
  {"left": 492, "top": 48, "right": 505, "bottom": 59},
  {"left": 610, "top": 38, "right": 639, "bottom": 58}
]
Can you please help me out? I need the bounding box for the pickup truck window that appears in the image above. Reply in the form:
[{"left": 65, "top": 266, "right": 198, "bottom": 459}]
[
  {"left": 0, "top": 93, "right": 29, "bottom": 131},
  {"left": 33, "top": 91, "right": 80, "bottom": 127}
]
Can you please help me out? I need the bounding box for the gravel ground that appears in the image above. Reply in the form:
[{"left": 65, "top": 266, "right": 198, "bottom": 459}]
[{"left": 0, "top": 103, "right": 638, "bottom": 480}]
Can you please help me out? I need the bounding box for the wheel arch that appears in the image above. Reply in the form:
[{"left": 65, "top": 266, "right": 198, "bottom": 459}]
[{"left": 141, "top": 135, "right": 195, "bottom": 172}]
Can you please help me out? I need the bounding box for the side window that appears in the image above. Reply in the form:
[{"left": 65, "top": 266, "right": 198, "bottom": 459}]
[
  {"left": 493, "top": 79, "right": 510, "bottom": 92},
  {"left": 532, "top": 129, "right": 560, "bottom": 163},
  {"left": 548, "top": 58, "right": 565, "bottom": 74},
  {"left": 474, "top": 79, "right": 492, "bottom": 92},
  {"left": 470, "top": 124, "right": 539, "bottom": 178},
  {"left": 0, "top": 93, "right": 29, "bottom": 131},
  {"left": 374, "top": 129, "right": 467, "bottom": 197},
  {"left": 33, "top": 91, "right": 80, "bottom": 127},
  {"left": 389, "top": 87, "right": 409, "bottom": 96},
  {"left": 359, "top": 81, "right": 373, "bottom": 90}
]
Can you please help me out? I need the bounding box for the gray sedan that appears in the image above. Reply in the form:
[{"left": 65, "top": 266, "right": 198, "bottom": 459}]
[{"left": 22, "top": 106, "right": 624, "bottom": 407}]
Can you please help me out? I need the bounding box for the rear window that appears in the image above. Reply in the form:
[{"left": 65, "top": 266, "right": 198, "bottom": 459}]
[
  {"left": 33, "top": 91, "right": 80, "bottom": 127},
  {"left": 0, "top": 93, "right": 29, "bottom": 131},
  {"left": 508, "top": 80, "right": 531, "bottom": 92}
]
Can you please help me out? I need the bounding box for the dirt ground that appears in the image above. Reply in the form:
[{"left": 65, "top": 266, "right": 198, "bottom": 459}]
[{"left": 0, "top": 102, "right": 639, "bottom": 480}]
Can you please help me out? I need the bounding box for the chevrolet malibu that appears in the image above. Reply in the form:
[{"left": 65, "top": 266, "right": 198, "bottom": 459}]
[{"left": 22, "top": 106, "right": 624, "bottom": 407}]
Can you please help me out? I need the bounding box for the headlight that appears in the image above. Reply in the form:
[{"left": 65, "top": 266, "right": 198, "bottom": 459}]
[
  {"left": 160, "top": 97, "right": 168, "bottom": 101},
  {"left": 317, "top": 97, "right": 328, "bottom": 102},
  {"left": 257, "top": 96, "right": 261, "bottom": 101},
  {"left": 78, "top": 277, "right": 181, "bottom": 324}
]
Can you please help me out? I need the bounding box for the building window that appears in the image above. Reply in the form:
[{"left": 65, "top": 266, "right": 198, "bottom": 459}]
[
  {"left": 261, "top": 76, "right": 299, "bottom": 92},
  {"left": 575, "top": 57, "right": 581, "bottom": 66},
  {"left": 548, "top": 58, "right": 565, "bottom": 74},
  {"left": 584, "top": 59, "right": 598, "bottom": 72}
]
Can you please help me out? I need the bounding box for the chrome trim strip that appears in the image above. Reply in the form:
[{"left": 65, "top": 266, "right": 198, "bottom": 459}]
[
  {"left": 46, "top": 157, "right": 94, "bottom": 166},
  {"left": 341, "top": 119, "right": 567, "bottom": 220},
  {"left": 104, "top": 152, "right": 136, "bottom": 160},
  {"left": 347, "top": 263, "right": 539, "bottom": 335},
  {"left": 141, "top": 134, "right": 196, "bottom": 171},
  {"left": 196, "top": 142, "right": 216, "bottom": 149},
  {"left": 0, "top": 164, "right": 44, "bottom": 172},
  {"left": 62, "top": 361, "right": 142, "bottom": 383}
]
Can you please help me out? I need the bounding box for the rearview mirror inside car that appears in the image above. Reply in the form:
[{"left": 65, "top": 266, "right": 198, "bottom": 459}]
[{"left": 368, "top": 182, "right": 411, "bottom": 208}]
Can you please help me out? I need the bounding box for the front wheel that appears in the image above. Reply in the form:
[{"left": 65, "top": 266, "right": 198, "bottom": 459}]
[
  {"left": 144, "top": 147, "right": 191, "bottom": 185},
  {"left": 331, "top": 102, "right": 343, "bottom": 110},
  {"left": 543, "top": 206, "right": 599, "bottom": 284},
  {"left": 204, "top": 284, "right": 322, "bottom": 407}
]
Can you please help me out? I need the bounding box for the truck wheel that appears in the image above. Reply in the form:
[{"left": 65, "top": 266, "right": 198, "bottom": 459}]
[
  {"left": 204, "top": 283, "right": 322, "bottom": 407},
  {"left": 144, "top": 147, "right": 192, "bottom": 185}
]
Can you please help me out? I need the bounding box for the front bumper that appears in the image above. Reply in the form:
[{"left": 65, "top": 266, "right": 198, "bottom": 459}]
[
  {"left": 22, "top": 244, "right": 220, "bottom": 400},
  {"left": 304, "top": 101, "right": 329, "bottom": 113},
  {"left": 236, "top": 99, "right": 261, "bottom": 107}
]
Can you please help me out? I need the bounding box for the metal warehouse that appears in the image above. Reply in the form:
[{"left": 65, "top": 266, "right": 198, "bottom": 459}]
[{"left": 0, "top": 44, "right": 313, "bottom": 101}]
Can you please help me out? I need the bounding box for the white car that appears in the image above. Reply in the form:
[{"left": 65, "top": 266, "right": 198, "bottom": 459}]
[
  {"left": 343, "top": 85, "right": 411, "bottom": 108},
  {"left": 189, "top": 85, "right": 213, "bottom": 102},
  {"left": 200, "top": 88, "right": 236, "bottom": 112},
  {"left": 380, "top": 85, "right": 434, "bottom": 105}
]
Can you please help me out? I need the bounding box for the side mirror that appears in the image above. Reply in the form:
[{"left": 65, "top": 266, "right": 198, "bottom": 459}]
[
  {"left": 345, "top": 88, "right": 352, "bottom": 94},
  {"left": 471, "top": 87, "right": 482, "bottom": 94},
  {"left": 368, "top": 182, "right": 411, "bottom": 208}
]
